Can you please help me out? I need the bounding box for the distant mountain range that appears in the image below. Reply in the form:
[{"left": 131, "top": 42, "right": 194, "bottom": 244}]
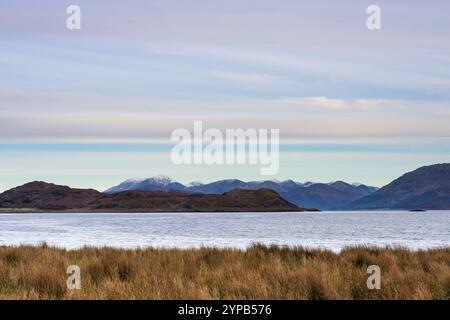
[
  {"left": 105, "top": 164, "right": 450, "bottom": 210},
  {"left": 1, "top": 163, "right": 449, "bottom": 211},
  {"left": 106, "top": 176, "right": 379, "bottom": 210}
]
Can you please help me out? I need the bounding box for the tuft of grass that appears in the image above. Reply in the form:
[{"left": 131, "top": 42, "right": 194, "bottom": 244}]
[{"left": 0, "top": 244, "right": 448, "bottom": 300}]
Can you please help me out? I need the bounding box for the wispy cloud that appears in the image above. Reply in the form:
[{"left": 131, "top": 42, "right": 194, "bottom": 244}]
[
  {"left": 280, "top": 97, "right": 346, "bottom": 108},
  {"left": 279, "top": 97, "right": 404, "bottom": 109},
  {"left": 209, "top": 70, "right": 279, "bottom": 86},
  {"left": 1, "top": 92, "right": 449, "bottom": 141}
]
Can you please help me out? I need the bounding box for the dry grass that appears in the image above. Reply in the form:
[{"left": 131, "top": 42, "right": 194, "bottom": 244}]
[{"left": 0, "top": 244, "right": 449, "bottom": 300}]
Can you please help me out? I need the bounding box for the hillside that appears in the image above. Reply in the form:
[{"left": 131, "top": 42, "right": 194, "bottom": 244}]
[
  {"left": 284, "top": 181, "right": 376, "bottom": 210},
  {"left": 345, "top": 163, "right": 450, "bottom": 210},
  {"left": 0, "top": 181, "right": 102, "bottom": 210}
]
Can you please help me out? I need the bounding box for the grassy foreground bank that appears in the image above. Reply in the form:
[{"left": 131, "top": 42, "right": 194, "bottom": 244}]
[{"left": 0, "top": 244, "right": 449, "bottom": 300}]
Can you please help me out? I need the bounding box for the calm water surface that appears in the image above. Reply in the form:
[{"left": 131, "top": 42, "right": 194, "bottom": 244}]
[{"left": 0, "top": 211, "right": 449, "bottom": 251}]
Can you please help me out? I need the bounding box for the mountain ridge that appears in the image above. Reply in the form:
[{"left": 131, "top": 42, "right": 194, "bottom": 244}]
[{"left": 106, "top": 177, "right": 379, "bottom": 210}]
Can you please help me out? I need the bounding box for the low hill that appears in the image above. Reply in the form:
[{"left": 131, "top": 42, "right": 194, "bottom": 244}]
[
  {"left": 92, "top": 188, "right": 309, "bottom": 212},
  {"left": 0, "top": 181, "right": 101, "bottom": 210}
]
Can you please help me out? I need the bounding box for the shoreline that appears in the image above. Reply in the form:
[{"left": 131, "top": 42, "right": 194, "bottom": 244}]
[
  {"left": 2, "top": 209, "right": 449, "bottom": 214},
  {"left": 0, "top": 207, "right": 319, "bottom": 214}
]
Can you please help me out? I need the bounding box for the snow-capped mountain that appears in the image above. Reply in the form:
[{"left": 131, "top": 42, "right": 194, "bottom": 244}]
[{"left": 105, "top": 175, "right": 188, "bottom": 193}]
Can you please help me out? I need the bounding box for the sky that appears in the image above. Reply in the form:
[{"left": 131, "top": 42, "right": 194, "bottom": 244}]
[{"left": 0, "top": 0, "right": 450, "bottom": 191}]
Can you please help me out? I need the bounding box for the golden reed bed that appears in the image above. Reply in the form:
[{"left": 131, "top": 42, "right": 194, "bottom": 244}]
[{"left": 0, "top": 244, "right": 449, "bottom": 299}]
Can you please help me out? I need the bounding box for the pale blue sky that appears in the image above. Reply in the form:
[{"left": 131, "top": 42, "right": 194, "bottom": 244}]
[{"left": 0, "top": 1, "right": 450, "bottom": 191}]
